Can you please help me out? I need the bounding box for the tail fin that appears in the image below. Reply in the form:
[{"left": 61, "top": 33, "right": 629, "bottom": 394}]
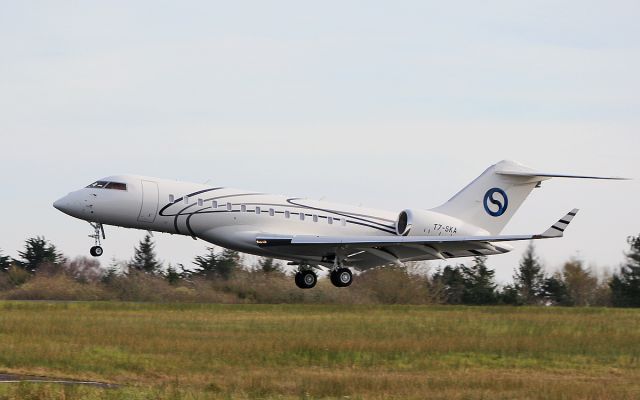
[
  {"left": 432, "top": 160, "right": 542, "bottom": 235},
  {"left": 432, "top": 160, "right": 626, "bottom": 235}
]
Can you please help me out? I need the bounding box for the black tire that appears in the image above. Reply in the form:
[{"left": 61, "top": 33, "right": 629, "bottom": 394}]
[
  {"left": 294, "top": 272, "right": 305, "bottom": 288},
  {"left": 90, "top": 246, "right": 103, "bottom": 257},
  {"left": 336, "top": 268, "right": 352, "bottom": 287},
  {"left": 330, "top": 270, "right": 341, "bottom": 287},
  {"left": 295, "top": 270, "right": 316, "bottom": 289},
  {"left": 301, "top": 270, "right": 317, "bottom": 289}
]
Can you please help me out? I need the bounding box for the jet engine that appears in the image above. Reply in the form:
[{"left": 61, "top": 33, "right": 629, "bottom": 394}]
[
  {"left": 395, "top": 209, "right": 434, "bottom": 236},
  {"left": 396, "top": 208, "right": 466, "bottom": 236}
]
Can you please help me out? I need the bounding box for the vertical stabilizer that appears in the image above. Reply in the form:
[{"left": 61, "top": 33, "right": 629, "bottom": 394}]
[{"left": 432, "top": 160, "right": 546, "bottom": 235}]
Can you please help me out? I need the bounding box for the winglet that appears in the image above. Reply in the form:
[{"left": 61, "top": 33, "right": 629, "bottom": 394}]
[{"left": 537, "top": 209, "right": 579, "bottom": 238}]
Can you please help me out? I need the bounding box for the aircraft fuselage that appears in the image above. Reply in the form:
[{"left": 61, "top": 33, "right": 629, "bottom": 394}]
[{"left": 53, "top": 174, "right": 487, "bottom": 267}]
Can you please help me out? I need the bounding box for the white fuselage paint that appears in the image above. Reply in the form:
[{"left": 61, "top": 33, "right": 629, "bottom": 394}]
[{"left": 53, "top": 174, "right": 491, "bottom": 267}]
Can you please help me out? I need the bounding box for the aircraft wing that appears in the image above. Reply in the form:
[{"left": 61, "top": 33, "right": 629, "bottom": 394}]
[{"left": 256, "top": 209, "right": 578, "bottom": 267}]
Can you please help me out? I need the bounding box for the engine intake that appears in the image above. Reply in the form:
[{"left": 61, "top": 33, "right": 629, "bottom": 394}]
[
  {"left": 396, "top": 208, "right": 479, "bottom": 237},
  {"left": 396, "top": 210, "right": 412, "bottom": 236}
]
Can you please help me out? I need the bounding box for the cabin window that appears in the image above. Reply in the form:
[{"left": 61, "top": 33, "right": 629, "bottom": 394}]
[
  {"left": 285, "top": 210, "right": 290, "bottom": 219},
  {"left": 256, "top": 206, "right": 261, "bottom": 215},
  {"left": 212, "top": 200, "right": 218, "bottom": 208},
  {"left": 342, "top": 219, "right": 347, "bottom": 226},
  {"left": 269, "top": 208, "right": 275, "bottom": 216},
  {"left": 328, "top": 216, "right": 334, "bottom": 224},
  {"left": 313, "top": 215, "right": 318, "bottom": 222},
  {"left": 169, "top": 194, "right": 175, "bottom": 203},
  {"left": 241, "top": 204, "right": 247, "bottom": 212},
  {"left": 197, "top": 198, "right": 203, "bottom": 207},
  {"left": 226, "top": 202, "right": 232, "bottom": 211},
  {"left": 300, "top": 213, "right": 305, "bottom": 221},
  {"left": 184, "top": 196, "right": 189, "bottom": 204}
]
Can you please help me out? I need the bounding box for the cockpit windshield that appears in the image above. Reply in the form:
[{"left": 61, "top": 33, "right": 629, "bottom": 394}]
[{"left": 86, "top": 181, "right": 127, "bottom": 191}]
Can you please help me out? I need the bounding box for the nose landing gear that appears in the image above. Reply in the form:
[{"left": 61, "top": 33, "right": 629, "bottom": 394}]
[
  {"left": 89, "top": 222, "right": 105, "bottom": 257},
  {"left": 90, "top": 246, "right": 103, "bottom": 257}
]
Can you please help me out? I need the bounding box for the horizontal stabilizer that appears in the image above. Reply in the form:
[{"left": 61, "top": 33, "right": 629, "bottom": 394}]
[{"left": 497, "top": 170, "right": 629, "bottom": 180}]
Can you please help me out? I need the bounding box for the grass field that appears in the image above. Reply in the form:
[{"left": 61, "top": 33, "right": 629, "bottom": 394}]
[{"left": 0, "top": 302, "right": 639, "bottom": 399}]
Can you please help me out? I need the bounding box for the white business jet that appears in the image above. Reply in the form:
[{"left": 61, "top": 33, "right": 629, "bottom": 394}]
[{"left": 53, "top": 160, "right": 624, "bottom": 289}]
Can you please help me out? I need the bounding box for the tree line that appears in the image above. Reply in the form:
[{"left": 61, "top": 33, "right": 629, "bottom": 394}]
[{"left": 1, "top": 234, "right": 639, "bottom": 307}]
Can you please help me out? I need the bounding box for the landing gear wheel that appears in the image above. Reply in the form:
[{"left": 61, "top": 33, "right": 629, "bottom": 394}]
[
  {"left": 337, "top": 268, "right": 352, "bottom": 287},
  {"left": 330, "top": 268, "right": 352, "bottom": 287},
  {"left": 295, "top": 272, "right": 304, "bottom": 288},
  {"left": 90, "top": 246, "right": 103, "bottom": 257},
  {"left": 88, "top": 222, "right": 106, "bottom": 257},
  {"left": 295, "top": 270, "right": 317, "bottom": 289},
  {"left": 330, "top": 271, "right": 340, "bottom": 287}
]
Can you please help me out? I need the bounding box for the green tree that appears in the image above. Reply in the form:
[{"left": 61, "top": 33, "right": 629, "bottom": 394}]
[
  {"left": 101, "top": 257, "right": 124, "bottom": 284},
  {"left": 257, "top": 257, "right": 281, "bottom": 273},
  {"left": 460, "top": 256, "right": 498, "bottom": 305},
  {"left": 432, "top": 265, "right": 466, "bottom": 304},
  {"left": 130, "top": 233, "right": 161, "bottom": 274},
  {"left": 562, "top": 259, "right": 598, "bottom": 306},
  {"left": 592, "top": 272, "right": 613, "bottom": 307},
  {"left": 101, "top": 268, "right": 118, "bottom": 284},
  {"left": 14, "top": 236, "right": 64, "bottom": 273},
  {"left": 165, "top": 264, "right": 188, "bottom": 285},
  {"left": 513, "top": 242, "right": 545, "bottom": 304},
  {"left": 498, "top": 284, "right": 523, "bottom": 305},
  {"left": 610, "top": 235, "right": 640, "bottom": 307},
  {"left": 217, "top": 249, "right": 240, "bottom": 279},
  {"left": 193, "top": 247, "right": 238, "bottom": 279},
  {"left": 193, "top": 247, "right": 218, "bottom": 277},
  {"left": 542, "top": 274, "right": 571, "bottom": 306},
  {"left": 0, "top": 248, "right": 11, "bottom": 272}
]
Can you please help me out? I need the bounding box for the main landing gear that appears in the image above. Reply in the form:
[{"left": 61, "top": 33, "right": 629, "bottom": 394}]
[
  {"left": 88, "top": 222, "right": 105, "bottom": 257},
  {"left": 293, "top": 260, "right": 353, "bottom": 289},
  {"left": 295, "top": 268, "right": 317, "bottom": 289},
  {"left": 329, "top": 255, "right": 353, "bottom": 288},
  {"left": 330, "top": 268, "right": 353, "bottom": 287}
]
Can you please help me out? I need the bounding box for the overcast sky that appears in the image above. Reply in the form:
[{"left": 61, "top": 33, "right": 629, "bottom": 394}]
[{"left": 1, "top": 1, "right": 638, "bottom": 282}]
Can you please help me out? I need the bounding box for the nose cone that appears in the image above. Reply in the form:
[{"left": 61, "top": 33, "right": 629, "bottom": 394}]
[{"left": 53, "top": 195, "right": 77, "bottom": 216}]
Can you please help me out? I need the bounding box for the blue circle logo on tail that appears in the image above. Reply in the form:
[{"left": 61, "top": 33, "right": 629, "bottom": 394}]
[{"left": 483, "top": 188, "right": 508, "bottom": 217}]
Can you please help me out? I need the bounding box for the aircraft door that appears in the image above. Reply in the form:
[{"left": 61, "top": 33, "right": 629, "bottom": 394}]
[{"left": 138, "top": 180, "right": 159, "bottom": 223}]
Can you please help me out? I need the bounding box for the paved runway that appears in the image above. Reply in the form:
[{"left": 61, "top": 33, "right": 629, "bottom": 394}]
[{"left": 0, "top": 373, "right": 117, "bottom": 387}]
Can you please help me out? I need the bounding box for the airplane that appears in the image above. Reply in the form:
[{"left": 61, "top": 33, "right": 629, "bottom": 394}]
[{"left": 53, "top": 160, "right": 626, "bottom": 289}]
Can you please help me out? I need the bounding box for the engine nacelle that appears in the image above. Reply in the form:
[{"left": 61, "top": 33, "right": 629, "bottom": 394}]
[
  {"left": 395, "top": 208, "right": 470, "bottom": 236},
  {"left": 396, "top": 209, "right": 429, "bottom": 236}
]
